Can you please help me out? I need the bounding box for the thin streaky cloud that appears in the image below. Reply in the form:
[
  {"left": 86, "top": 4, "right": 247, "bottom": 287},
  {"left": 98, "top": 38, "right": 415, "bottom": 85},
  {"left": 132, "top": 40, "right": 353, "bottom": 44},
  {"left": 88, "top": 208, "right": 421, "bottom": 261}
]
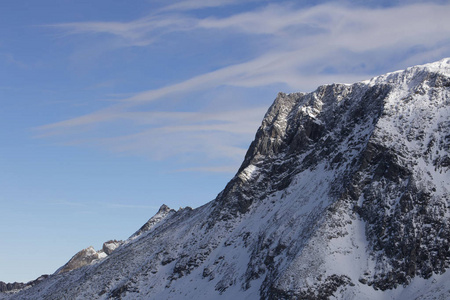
[
  {"left": 47, "top": 200, "right": 87, "bottom": 207},
  {"left": 35, "top": 106, "right": 267, "bottom": 162},
  {"left": 35, "top": 106, "right": 267, "bottom": 134},
  {"left": 34, "top": 109, "right": 124, "bottom": 135},
  {"left": 94, "top": 107, "right": 267, "bottom": 144},
  {"left": 97, "top": 129, "right": 249, "bottom": 161},
  {"left": 44, "top": 14, "right": 197, "bottom": 47},
  {"left": 174, "top": 166, "right": 238, "bottom": 173},
  {"left": 105, "top": 203, "right": 160, "bottom": 210},
  {"left": 158, "top": 0, "right": 242, "bottom": 12}
]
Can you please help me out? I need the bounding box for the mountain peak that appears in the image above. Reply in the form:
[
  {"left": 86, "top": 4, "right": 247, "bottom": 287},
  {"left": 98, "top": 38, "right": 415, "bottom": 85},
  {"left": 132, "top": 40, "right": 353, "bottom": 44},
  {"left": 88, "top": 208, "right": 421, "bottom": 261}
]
[
  {"left": 2, "top": 58, "right": 450, "bottom": 300},
  {"left": 130, "top": 204, "right": 175, "bottom": 239}
]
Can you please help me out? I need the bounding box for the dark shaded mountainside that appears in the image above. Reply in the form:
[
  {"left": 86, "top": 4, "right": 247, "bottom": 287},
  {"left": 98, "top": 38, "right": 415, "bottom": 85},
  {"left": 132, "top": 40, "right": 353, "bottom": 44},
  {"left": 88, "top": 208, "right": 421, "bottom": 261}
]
[{"left": 1, "top": 59, "right": 450, "bottom": 299}]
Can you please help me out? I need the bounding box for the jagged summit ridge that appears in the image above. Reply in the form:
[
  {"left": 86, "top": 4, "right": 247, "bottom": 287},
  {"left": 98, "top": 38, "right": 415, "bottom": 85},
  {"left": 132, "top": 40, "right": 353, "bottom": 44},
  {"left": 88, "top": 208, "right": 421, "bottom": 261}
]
[
  {"left": 130, "top": 204, "right": 175, "bottom": 239},
  {"left": 1, "top": 58, "right": 449, "bottom": 300}
]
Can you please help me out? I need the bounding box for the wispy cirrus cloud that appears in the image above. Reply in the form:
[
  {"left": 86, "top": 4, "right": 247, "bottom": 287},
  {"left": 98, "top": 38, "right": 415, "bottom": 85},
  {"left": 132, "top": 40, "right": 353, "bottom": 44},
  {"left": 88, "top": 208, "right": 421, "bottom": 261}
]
[
  {"left": 158, "top": 0, "right": 242, "bottom": 13},
  {"left": 174, "top": 165, "right": 239, "bottom": 173},
  {"left": 197, "top": 3, "right": 450, "bottom": 60},
  {"left": 36, "top": 106, "right": 268, "bottom": 166},
  {"left": 105, "top": 203, "right": 160, "bottom": 210},
  {"left": 35, "top": 1, "right": 450, "bottom": 172},
  {"left": 45, "top": 14, "right": 197, "bottom": 47}
]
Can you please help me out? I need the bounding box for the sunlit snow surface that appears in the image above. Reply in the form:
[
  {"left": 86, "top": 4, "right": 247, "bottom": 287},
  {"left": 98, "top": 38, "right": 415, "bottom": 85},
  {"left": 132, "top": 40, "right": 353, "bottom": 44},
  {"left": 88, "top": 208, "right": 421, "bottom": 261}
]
[{"left": 2, "top": 58, "right": 450, "bottom": 299}]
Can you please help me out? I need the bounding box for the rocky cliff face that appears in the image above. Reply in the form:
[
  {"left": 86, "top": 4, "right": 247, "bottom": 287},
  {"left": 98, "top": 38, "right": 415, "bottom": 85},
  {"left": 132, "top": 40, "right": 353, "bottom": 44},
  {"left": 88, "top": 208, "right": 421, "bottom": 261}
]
[{"left": 1, "top": 58, "right": 449, "bottom": 300}]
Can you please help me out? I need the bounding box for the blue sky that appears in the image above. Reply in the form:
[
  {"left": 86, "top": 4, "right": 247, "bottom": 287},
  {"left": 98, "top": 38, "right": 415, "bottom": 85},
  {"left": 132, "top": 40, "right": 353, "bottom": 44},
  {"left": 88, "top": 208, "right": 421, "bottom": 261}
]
[{"left": 1, "top": 0, "right": 450, "bottom": 283}]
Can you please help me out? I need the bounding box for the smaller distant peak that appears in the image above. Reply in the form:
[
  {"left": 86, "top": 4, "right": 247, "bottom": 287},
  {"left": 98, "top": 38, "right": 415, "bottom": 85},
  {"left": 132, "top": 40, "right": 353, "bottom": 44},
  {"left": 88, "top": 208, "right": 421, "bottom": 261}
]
[
  {"left": 158, "top": 204, "right": 171, "bottom": 214},
  {"left": 57, "top": 246, "right": 101, "bottom": 274},
  {"left": 129, "top": 204, "right": 176, "bottom": 240}
]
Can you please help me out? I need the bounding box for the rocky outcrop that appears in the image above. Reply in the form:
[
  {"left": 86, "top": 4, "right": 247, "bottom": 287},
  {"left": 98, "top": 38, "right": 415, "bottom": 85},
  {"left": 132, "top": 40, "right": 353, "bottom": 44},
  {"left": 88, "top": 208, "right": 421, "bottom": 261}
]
[
  {"left": 0, "top": 275, "right": 48, "bottom": 294},
  {"left": 102, "top": 240, "right": 123, "bottom": 255},
  {"left": 58, "top": 246, "right": 101, "bottom": 274},
  {"left": 0, "top": 282, "right": 25, "bottom": 293}
]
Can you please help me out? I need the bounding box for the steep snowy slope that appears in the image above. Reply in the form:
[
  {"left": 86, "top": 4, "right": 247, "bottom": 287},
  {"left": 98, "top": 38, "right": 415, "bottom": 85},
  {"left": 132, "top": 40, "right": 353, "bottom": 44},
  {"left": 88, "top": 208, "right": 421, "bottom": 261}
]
[{"left": 2, "top": 58, "right": 449, "bottom": 300}]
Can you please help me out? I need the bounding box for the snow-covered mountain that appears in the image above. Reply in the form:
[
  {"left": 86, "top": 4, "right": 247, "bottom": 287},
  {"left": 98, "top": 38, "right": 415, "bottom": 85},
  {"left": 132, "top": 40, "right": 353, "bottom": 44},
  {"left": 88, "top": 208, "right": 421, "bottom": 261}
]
[{"left": 2, "top": 58, "right": 450, "bottom": 299}]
